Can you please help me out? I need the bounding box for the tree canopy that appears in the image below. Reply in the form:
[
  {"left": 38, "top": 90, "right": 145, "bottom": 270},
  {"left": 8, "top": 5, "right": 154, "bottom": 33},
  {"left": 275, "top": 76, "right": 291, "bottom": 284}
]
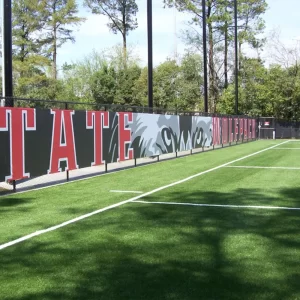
[{"left": 7, "top": 0, "right": 300, "bottom": 121}]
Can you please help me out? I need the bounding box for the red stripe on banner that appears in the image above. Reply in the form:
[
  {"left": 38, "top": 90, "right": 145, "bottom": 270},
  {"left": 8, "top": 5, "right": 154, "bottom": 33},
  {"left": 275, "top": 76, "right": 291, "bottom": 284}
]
[
  {"left": 234, "top": 118, "right": 238, "bottom": 141},
  {"left": 229, "top": 118, "right": 233, "bottom": 143},
  {"left": 239, "top": 118, "right": 244, "bottom": 140},
  {"left": 252, "top": 119, "right": 256, "bottom": 138},
  {"left": 244, "top": 119, "right": 248, "bottom": 139},
  {"left": 213, "top": 117, "right": 220, "bottom": 146},
  {"left": 222, "top": 118, "right": 228, "bottom": 144}
]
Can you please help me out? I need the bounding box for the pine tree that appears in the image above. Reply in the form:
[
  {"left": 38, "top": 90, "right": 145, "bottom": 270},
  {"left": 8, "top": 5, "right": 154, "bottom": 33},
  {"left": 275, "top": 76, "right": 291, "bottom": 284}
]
[
  {"left": 84, "top": 0, "right": 138, "bottom": 57},
  {"left": 43, "top": 0, "right": 84, "bottom": 79},
  {"left": 12, "top": 0, "right": 47, "bottom": 62}
]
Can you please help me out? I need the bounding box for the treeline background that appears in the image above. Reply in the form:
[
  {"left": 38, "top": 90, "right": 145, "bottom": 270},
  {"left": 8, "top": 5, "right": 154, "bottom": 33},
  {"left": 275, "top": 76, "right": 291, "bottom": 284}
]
[{"left": 1, "top": 0, "right": 300, "bottom": 120}]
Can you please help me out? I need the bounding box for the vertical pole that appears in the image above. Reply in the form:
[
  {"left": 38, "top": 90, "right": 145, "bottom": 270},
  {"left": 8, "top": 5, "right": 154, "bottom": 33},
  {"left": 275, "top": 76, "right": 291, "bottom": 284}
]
[
  {"left": 202, "top": 0, "right": 208, "bottom": 113},
  {"left": 66, "top": 170, "right": 69, "bottom": 181},
  {"left": 234, "top": 0, "right": 238, "bottom": 115},
  {"left": 147, "top": 0, "right": 153, "bottom": 112},
  {"left": 3, "top": 0, "right": 13, "bottom": 107},
  {"left": 12, "top": 180, "right": 16, "bottom": 192}
]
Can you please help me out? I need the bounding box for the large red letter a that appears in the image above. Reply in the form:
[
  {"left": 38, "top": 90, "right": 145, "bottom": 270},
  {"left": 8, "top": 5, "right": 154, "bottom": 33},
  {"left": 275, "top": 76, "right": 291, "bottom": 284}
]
[{"left": 48, "top": 110, "right": 78, "bottom": 174}]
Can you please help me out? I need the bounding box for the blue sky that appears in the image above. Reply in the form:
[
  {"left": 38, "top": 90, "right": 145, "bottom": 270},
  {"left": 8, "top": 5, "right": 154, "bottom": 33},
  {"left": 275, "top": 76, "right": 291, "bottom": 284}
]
[
  {"left": 58, "top": 0, "right": 300, "bottom": 68},
  {"left": 58, "top": 0, "right": 188, "bottom": 67},
  {"left": 3, "top": 0, "right": 300, "bottom": 68}
]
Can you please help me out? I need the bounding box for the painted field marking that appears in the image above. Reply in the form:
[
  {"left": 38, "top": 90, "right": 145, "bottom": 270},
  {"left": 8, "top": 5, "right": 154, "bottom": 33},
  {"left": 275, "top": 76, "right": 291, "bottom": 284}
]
[
  {"left": 226, "top": 166, "right": 300, "bottom": 170},
  {"left": 286, "top": 140, "right": 300, "bottom": 142},
  {"left": 0, "top": 140, "right": 289, "bottom": 251},
  {"left": 271, "top": 148, "right": 300, "bottom": 150},
  {"left": 110, "top": 190, "right": 143, "bottom": 194},
  {"left": 133, "top": 200, "right": 300, "bottom": 211}
]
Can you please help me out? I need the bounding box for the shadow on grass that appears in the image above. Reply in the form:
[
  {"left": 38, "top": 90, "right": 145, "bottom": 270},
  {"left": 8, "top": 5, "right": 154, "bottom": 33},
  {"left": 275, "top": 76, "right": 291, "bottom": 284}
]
[
  {"left": 0, "top": 197, "right": 32, "bottom": 208},
  {"left": 1, "top": 187, "right": 300, "bottom": 300}
]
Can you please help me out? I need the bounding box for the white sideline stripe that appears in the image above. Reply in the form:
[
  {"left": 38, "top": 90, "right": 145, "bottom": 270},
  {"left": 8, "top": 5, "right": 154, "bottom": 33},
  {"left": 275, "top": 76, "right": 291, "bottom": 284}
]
[
  {"left": 2, "top": 158, "right": 164, "bottom": 196},
  {"left": 0, "top": 140, "right": 289, "bottom": 251},
  {"left": 1, "top": 146, "right": 213, "bottom": 196},
  {"left": 133, "top": 200, "right": 300, "bottom": 211},
  {"left": 271, "top": 148, "right": 300, "bottom": 150},
  {"left": 110, "top": 190, "right": 143, "bottom": 194},
  {"left": 226, "top": 166, "right": 300, "bottom": 170}
]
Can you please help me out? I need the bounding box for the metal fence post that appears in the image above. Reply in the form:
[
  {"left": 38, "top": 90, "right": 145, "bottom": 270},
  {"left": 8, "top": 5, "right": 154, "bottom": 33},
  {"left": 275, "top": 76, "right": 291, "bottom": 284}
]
[{"left": 12, "top": 180, "right": 16, "bottom": 192}]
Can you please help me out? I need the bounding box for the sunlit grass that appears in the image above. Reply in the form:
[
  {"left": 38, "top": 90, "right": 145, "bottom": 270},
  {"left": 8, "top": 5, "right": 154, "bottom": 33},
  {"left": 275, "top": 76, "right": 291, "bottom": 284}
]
[{"left": 1, "top": 139, "right": 300, "bottom": 299}]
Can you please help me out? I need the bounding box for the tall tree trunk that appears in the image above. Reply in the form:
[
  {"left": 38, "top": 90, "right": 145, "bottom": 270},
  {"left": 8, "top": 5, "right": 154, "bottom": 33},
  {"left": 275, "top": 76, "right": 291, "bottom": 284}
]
[
  {"left": 224, "top": 19, "right": 228, "bottom": 89},
  {"left": 53, "top": 25, "right": 57, "bottom": 80},
  {"left": 122, "top": 32, "right": 127, "bottom": 64},
  {"left": 52, "top": 1, "right": 57, "bottom": 80},
  {"left": 238, "top": 41, "right": 242, "bottom": 71},
  {"left": 122, "top": 4, "right": 127, "bottom": 67},
  {"left": 208, "top": 21, "right": 217, "bottom": 113}
]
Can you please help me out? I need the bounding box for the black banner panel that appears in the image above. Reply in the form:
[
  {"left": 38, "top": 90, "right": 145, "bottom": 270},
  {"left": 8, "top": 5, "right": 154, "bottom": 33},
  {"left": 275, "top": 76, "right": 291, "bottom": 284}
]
[{"left": 0, "top": 107, "right": 256, "bottom": 182}]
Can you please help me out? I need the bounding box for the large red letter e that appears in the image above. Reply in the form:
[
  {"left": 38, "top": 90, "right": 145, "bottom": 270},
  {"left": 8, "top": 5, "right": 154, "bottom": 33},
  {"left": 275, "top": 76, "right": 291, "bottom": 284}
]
[{"left": 117, "top": 112, "right": 133, "bottom": 161}]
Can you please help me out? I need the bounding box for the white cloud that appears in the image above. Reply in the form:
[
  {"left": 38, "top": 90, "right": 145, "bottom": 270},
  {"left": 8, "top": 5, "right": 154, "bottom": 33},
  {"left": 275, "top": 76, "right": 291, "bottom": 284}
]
[{"left": 78, "top": 14, "right": 111, "bottom": 37}]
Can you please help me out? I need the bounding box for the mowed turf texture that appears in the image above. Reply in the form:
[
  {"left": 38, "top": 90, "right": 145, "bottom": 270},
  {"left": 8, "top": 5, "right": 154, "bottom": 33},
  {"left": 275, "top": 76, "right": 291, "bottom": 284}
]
[{"left": 1, "top": 140, "right": 300, "bottom": 300}]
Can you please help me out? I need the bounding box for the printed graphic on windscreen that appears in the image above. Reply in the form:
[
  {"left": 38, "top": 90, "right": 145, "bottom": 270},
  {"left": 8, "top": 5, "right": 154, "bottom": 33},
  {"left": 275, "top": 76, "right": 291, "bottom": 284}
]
[{"left": 0, "top": 108, "right": 214, "bottom": 182}]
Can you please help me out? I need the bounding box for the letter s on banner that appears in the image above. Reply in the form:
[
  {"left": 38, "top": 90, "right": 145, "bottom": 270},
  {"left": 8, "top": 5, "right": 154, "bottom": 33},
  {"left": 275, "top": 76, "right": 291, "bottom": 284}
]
[{"left": 0, "top": 107, "right": 36, "bottom": 181}]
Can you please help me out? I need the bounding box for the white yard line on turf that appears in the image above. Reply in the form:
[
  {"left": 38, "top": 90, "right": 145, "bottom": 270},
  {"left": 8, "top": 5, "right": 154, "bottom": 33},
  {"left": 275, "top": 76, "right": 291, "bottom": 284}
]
[
  {"left": 226, "top": 166, "right": 300, "bottom": 170},
  {"left": 0, "top": 140, "right": 289, "bottom": 251},
  {"left": 133, "top": 200, "right": 300, "bottom": 211},
  {"left": 2, "top": 159, "right": 162, "bottom": 196},
  {"left": 110, "top": 190, "right": 143, "bottom": 194},
  {"left": 271, "top": 148, "right": 300, "bottom": 150}
]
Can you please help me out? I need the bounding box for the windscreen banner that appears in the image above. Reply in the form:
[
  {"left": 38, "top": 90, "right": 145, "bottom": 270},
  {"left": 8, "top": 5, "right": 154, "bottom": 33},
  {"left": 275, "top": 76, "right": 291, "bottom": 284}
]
[{"left": 0, "top": 107, "right": 256, "bottom": 182}]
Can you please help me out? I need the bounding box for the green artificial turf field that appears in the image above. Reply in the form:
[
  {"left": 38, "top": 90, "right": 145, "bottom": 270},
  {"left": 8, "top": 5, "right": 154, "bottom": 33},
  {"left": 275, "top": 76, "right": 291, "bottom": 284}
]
[{"left": 1, "top": 140, "right": 300, "bottom": 300}]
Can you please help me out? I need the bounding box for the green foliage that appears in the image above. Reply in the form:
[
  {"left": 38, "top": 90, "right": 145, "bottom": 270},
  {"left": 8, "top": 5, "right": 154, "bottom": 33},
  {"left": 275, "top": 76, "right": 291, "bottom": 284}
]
[
  {"left": 218, "top": 57, "right": 300, "bottom": 120},
  {"left": 43, "top": 0, "right": 85, "bottom": 79},
  {"left": 12, "top": 0, "right": 47, "bottom": 61},
  {"left": 152, "top": 54, "right": 203, "bottom": 111},
  {"left": 9, "top": 0, "right": 300, "bottom": 120}
]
